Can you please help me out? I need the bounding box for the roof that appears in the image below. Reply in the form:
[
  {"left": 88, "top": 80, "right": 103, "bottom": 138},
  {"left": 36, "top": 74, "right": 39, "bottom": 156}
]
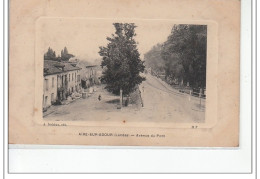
[
  {"left": 63, "top": 62, "right": 81, "bottom": 71},
  {"left": 44, "top": 60, "right": 63, "bottom": 76},
  {"left": 44, "top": 60, "right": 81, "bottom": 76},
  {"left": 85, "top": 65, "right": 97, "bottom": 68}
]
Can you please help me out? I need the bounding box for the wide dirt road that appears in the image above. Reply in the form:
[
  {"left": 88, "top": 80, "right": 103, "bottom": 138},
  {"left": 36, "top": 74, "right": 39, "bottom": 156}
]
[
  {"left": 44, "top": 73, "right": 205, "bottom": 123},
  {"left": 139, "top": 73, "right": 205, "bottom": 123}
]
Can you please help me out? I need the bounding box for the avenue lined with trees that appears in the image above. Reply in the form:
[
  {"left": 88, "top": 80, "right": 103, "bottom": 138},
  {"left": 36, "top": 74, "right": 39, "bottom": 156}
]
[{"left": 145, "top": 24, "right": 207, "bottom": 90}]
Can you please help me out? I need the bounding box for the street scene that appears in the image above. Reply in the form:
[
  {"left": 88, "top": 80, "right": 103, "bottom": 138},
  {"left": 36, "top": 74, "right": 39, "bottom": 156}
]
[
  {"left": 43, "top": 72, "right": 205, "bottom": 123},
  {"left": 42, "top": 22, "right": 206, "bottom": 123}
]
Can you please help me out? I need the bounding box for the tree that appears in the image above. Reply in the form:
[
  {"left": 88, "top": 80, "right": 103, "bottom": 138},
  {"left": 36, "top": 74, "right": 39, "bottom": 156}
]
[
  {"left": 63, "top": 47, "right": 68, "bottom": 55},
  {"left": 61, "top": 47, "right": 74, "bottom": 61},
  {"left": 44, "top": 47, "right": 75, "bottom": 61},
  {"left": 161, "top": 24, "right": 207, "bottom": 88},
  {"left": 44, "top": 47, "right": 56, "bottom": 61},
  {"left": 99, "top": 23, "right": 145, "bottom": 96},
  {"left": 61, "top": 49, "right": 64, "bottom": 58},
  {"left": 144, "top": 43, "right": 165, "bottom": 75}
]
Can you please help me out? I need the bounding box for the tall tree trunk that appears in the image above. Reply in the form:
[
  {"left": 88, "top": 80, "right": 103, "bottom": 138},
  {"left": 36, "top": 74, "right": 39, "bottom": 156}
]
[{"left": 120, "top": 88, "right": 123, "bottom": 108}]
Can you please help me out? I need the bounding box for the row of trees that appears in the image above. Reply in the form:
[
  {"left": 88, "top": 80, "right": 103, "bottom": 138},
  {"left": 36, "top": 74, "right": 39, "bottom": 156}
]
[
  {"left": 99, "top": 23, "right": 145, "bottom": 96},
  {"left": 144, "top": 43, "right": 165, "bottom": 75},
  {"left": 145, "top": 24, "right": 207, "bottom": 89},
  {"left": 44, "top": 47, "right": 75, "bottom": 61}
]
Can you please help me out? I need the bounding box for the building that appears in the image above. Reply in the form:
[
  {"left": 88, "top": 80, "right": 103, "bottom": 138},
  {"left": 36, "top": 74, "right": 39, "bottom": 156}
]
[
  {"left": 81, "top": 65, "right": 102, "bottom": 89},
  {"left": 62, "top": 62, "right": 82, "bottom": 95},
  {"left": 43, "top": 60, "right": 81, "bottom": 110}
]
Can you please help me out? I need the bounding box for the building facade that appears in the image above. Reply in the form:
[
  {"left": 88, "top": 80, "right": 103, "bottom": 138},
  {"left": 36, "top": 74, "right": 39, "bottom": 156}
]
[
  {"left": 43, "top": 74, "right": 58, "bottom": 109},
  {"left": 43, "top": 60, "right": 81, "bottom": 110},
  {"left": 81, "top": 65, "right": 101, "bottom": 89},
  {"left": 66, "top": 68, "right": 81, "bottom": 94}
]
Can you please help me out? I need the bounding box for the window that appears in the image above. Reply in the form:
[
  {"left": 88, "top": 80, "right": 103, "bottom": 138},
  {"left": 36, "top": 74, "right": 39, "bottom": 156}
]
[
  {"left": 45, "top": 96, "right": 48, "bottom": 106},
  {"left": 51, "top": 93, "right": 54, "bottom": 102},
  {"left": 45, "top": 79, "right": 49, "bottom": 91},
  {"left": 72, "top": 73, "right": 74, "bottom": 81},
  {"left": 52, "top": 77, "right": 54, "bottom": 87},
  {"left": 69, "top": 74, "right": 70, "bottom": 82}
]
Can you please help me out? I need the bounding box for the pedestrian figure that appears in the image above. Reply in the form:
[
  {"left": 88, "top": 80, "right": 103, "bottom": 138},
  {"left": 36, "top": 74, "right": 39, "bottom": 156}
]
[{"left": 98, "top": 94, "right": 101, "bottom": 101}]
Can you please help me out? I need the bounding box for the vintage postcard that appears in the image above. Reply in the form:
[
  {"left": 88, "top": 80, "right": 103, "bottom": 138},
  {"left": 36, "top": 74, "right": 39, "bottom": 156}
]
[{"left": 9, "top": 0, "right": 240, "bottom": 147}]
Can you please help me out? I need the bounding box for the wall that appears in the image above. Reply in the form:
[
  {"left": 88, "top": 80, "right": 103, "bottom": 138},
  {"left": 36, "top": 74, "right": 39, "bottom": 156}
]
[
  {"left": 67, "top": 70, "right": 81, "bottom": 94},
  {"left": 43, "top": 74, "right": 58, "bottom": 109},
  {"left": 43, "top": 69, "right": 81, "bottom": 109}
]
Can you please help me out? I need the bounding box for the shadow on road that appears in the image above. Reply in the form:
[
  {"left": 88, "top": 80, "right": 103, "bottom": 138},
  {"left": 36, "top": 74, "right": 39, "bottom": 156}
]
[{"left": 106, "top": 99, "right": 120, "bottom": 104}]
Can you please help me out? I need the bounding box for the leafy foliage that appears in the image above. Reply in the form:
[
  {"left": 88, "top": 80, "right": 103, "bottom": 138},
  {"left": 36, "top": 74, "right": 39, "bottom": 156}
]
[
  {"left": 44, "top": 47, "right": 56, "bottom": 61},
  {"left": 44, "top": 47, "right": 74, "bottom": 61},
  {"left": 61, "top": 47, "right": 74, "bottom": 61},
  {"left": 161, "top": 24, "right": 207, "bottom": 88},
  {"left": 143, "top": 25, "right": 206, "bottom": 89},
  {"left": 144, "top": 43, "right": 165, "bottom": 74},
  {"left": 99, "top": 23, "right": 145, "bottom": 95}
]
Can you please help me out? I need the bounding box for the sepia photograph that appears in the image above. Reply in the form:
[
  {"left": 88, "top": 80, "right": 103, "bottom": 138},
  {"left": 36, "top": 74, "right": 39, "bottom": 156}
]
[
  {"left": 9, "top": 0, "right": 240, "bottom": 147},
  {"left": 41, "top": 20, "right": 207, "bottom": 124}
]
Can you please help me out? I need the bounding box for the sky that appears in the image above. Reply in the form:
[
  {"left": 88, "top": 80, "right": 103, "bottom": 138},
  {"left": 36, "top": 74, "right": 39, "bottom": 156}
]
[{"left": 39, "top": 18, "right": 175, "bottom": 63}]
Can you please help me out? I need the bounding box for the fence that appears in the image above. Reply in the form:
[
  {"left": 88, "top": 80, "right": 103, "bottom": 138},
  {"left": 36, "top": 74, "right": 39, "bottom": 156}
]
[{"left": 179, "top": 88, "right": 206, "bottom": 99}]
